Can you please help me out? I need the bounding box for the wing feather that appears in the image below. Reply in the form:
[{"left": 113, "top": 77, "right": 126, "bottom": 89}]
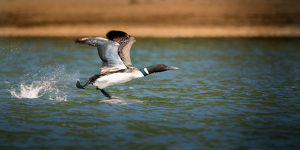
[
  {"left": 118, "top": 35, "right": 136, "bottom": 68},
  {"left": 106, "top": 31, "right": 136, "bottom": 69},
  {"left": 75, "top": 37, "right": 127, "bottom": 74}
]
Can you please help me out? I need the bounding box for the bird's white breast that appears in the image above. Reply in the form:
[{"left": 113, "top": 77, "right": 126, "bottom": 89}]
[{"left": 92, "top": 71, "right": 144, "bottom": 89}]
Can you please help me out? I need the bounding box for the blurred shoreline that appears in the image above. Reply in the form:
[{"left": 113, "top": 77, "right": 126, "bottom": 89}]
[
  {"left": 1, "top": 25, "right": 300, "bottom": 37},
  {"left": 1, "top": 0, "right": 300, "bottom": 37}
]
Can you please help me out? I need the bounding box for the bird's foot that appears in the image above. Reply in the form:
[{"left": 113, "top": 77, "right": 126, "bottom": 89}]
[{"left": 76, "top": 81, "right": 85, "bottom": 89}]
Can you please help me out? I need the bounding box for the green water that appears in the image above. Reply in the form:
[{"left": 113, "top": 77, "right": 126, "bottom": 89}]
[{"left": 0, "top": 37, "right": 299, "bottom": 149}]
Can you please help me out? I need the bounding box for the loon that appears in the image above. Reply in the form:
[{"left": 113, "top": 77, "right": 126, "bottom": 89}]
[{"left": 75, "top": 30, "right": 178, "bottom": 98}]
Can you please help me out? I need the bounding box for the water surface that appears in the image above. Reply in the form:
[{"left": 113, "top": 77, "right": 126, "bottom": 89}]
[{"left": 0, "top": 37, "right": 300, "bottom": 149}]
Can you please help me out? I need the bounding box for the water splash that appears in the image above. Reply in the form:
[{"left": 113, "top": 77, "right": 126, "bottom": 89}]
[
  {"left": 11, "top": 81, "right": 50, "bottom": 99},
  {"left": 101, "top": 97, "right": 143, "bottom": 105},
  {"left": 10, "top": 66, "right": 78, "bottom": 101}
]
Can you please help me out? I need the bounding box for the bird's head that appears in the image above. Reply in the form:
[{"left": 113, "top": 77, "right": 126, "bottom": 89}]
[{"left": 146, "top": 64, "right": 179, "bottom": 74}]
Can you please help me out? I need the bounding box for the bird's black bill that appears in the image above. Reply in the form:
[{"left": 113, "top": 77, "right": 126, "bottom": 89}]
[{"left": 166, "top": 66, "right": 179, "bottom": 70}]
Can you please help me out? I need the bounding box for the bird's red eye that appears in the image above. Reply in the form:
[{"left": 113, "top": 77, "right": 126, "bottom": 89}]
[{"left": 161, "top": 65, "right": 164, "bottom": 68}]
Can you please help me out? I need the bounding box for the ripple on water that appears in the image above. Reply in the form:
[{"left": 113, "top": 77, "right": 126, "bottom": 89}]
[{"left": 1, "top": 37, "right": 300, "bottom": 149}]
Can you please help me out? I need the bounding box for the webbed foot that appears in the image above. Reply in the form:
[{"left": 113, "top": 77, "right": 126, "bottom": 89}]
[{"left": 76, "top": 81, "right": 85, "bottom": 89}]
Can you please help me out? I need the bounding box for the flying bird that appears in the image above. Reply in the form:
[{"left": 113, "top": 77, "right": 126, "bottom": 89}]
[{"left": 75, "top": 30, "right": 178, "bottom": 98}]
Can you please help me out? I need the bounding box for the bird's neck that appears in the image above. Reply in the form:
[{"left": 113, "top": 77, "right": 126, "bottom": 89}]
[{"left": 140, "top": 68, "right": 150, "bottom": 76}]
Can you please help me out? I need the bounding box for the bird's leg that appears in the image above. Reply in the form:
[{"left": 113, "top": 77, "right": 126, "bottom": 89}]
[
  {"left": 96, "top": 87, "right": 111, "bottom": 99},
  {"left": 77, "top": 74, "right": 101, "bottom": 89}
]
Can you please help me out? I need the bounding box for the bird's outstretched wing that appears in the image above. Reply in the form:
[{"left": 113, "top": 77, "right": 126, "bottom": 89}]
[
  {"left": 75, "top": 37, "right": 127, "bottom": 74},
  {"left": 106, "top": 31, "right": 136, "bottom": 69}
]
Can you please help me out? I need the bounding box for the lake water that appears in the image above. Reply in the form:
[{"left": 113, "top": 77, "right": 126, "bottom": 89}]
[{"left": 0, "top": 37, "right": 299, "bottom": 150}]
